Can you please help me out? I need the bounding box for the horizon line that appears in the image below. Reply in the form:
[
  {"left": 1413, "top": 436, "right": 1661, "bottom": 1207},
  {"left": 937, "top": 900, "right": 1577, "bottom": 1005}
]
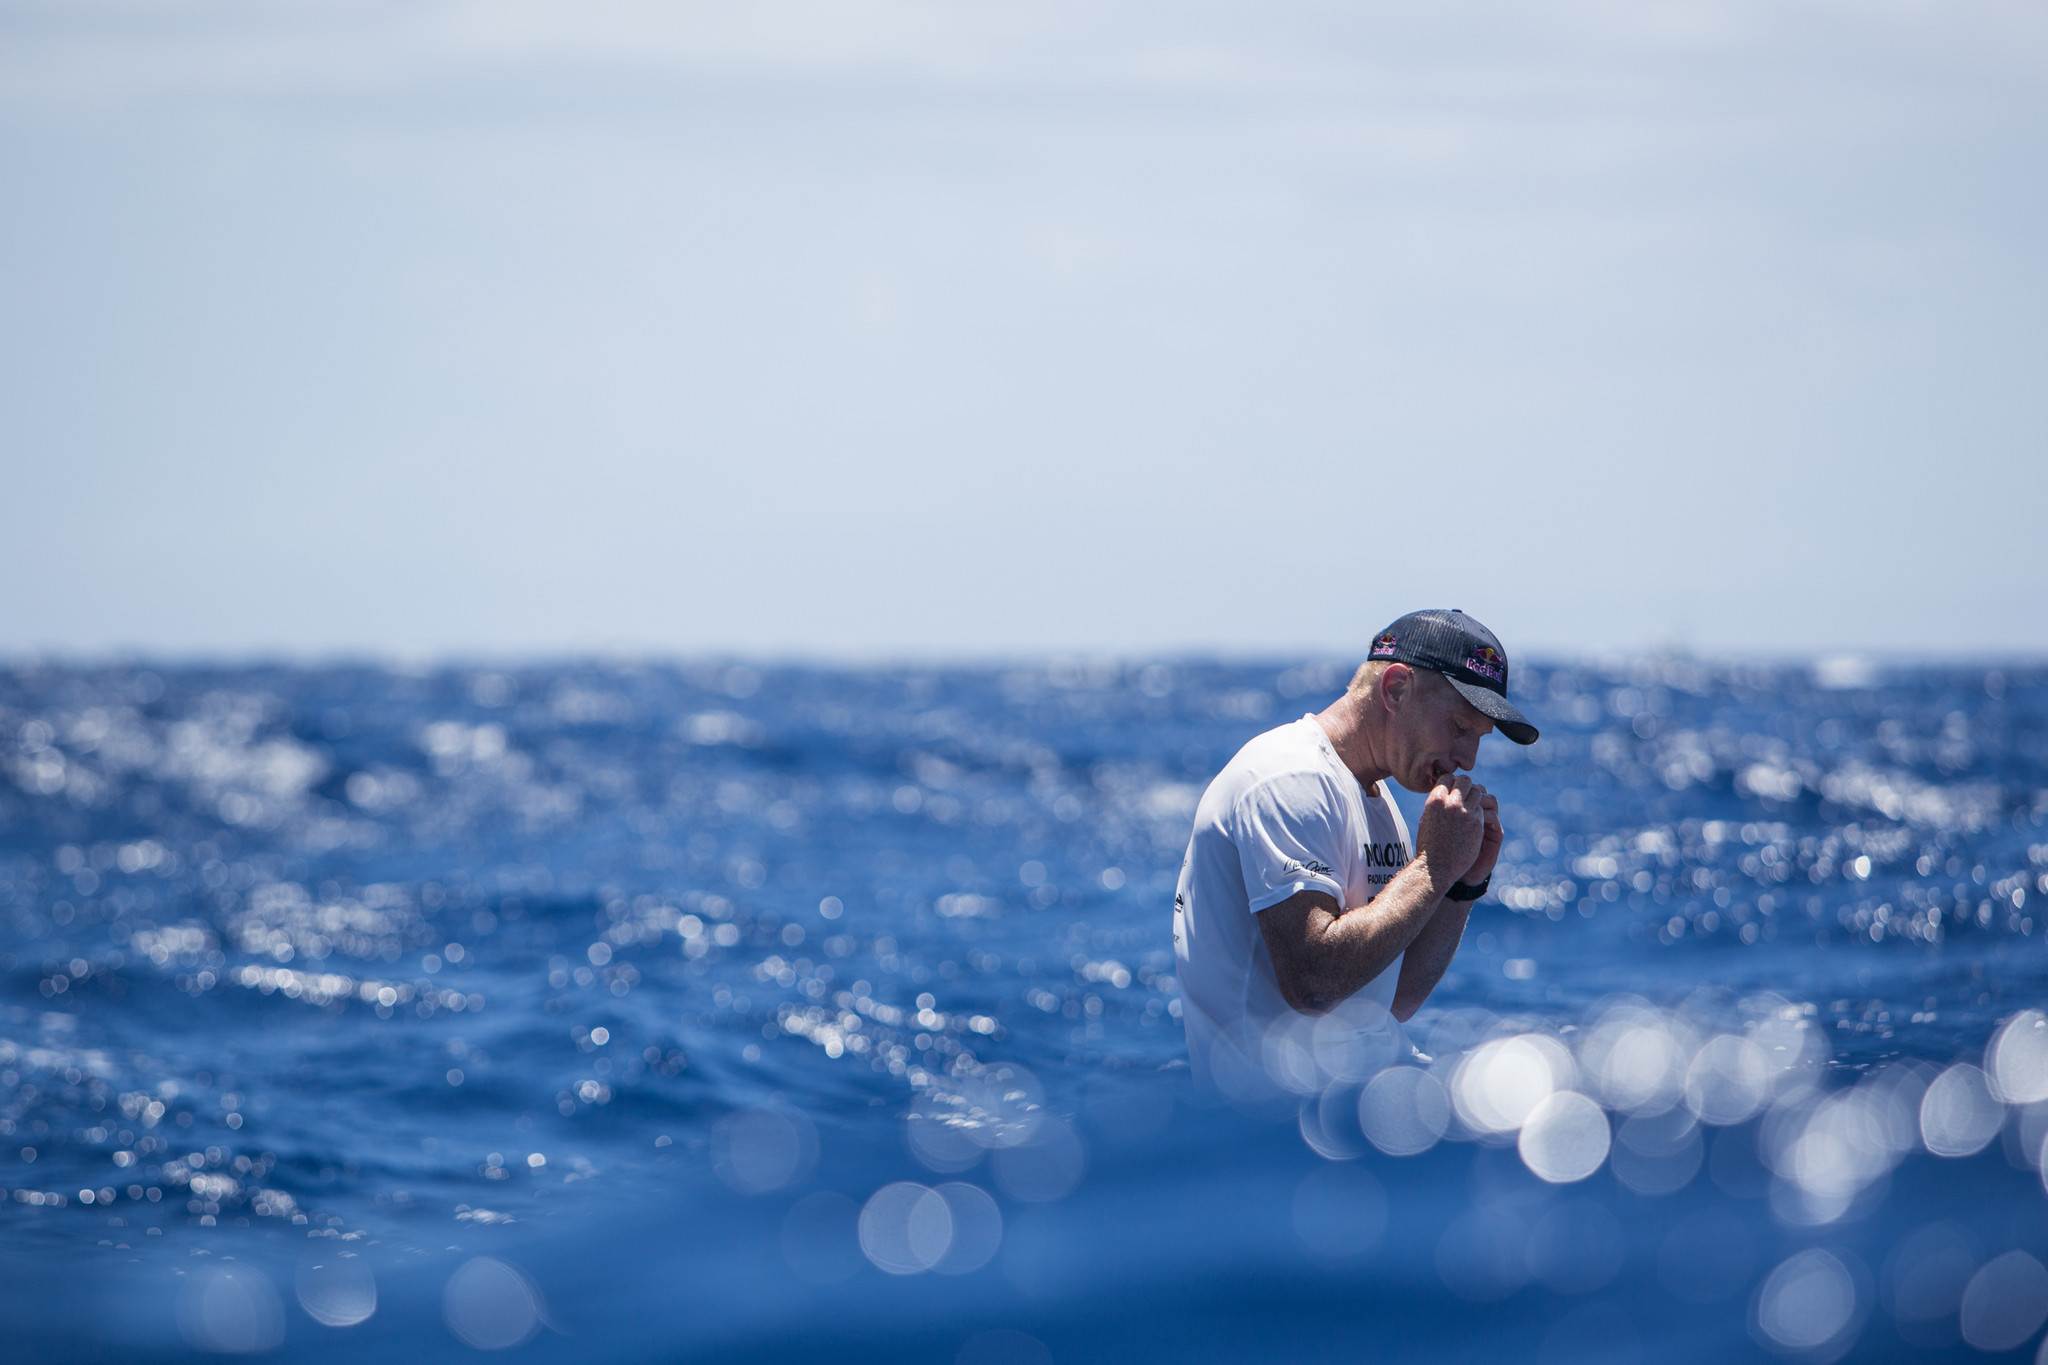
[{"left": 1, "top": 646, "right": 2040, "bottom": 673}]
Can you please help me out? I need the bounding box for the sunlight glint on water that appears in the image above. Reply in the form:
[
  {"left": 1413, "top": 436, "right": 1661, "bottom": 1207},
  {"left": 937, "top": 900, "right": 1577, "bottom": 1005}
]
[{"left": 0, "top": 658, "right": 2042, "bottom": 1361}]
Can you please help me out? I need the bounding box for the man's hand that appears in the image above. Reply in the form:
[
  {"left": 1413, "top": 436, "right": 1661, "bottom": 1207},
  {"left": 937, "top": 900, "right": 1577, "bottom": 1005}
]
[
  {"left": 1416, "top": 774, "right": 1487, "bottom": 892},
  {"left": 1390, "top": 777, "right": 1495, "bottom": 1018},
  {"left": 1462, "top": 786, "right": 1503, "bottom": 887}
]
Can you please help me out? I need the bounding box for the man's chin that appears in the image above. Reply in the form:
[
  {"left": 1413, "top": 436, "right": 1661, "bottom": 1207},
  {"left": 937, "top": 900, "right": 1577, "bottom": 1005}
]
[{"left": 1394, "top": 772, "right": 1434, "bottom": 795}]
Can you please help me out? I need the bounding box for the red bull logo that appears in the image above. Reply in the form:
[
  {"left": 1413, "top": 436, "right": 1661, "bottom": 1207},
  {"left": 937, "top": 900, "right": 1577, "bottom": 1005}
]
[
  {"left": 1370, "top": 631, "right": 1398, "bottom": 658},
  {"left": 1464, "top": 645, "right": 1505, "bottom": 682}
]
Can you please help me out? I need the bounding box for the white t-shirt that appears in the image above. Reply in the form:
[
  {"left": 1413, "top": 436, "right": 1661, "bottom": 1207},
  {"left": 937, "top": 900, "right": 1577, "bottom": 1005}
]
[{"left": 1171, "top": 715, "right": 1415, "bottom": 1097}]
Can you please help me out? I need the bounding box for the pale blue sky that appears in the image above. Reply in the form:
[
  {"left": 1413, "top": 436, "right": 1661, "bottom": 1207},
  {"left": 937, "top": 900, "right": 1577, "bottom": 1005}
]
[{"left": 3, "top": 0, "right": 2044, "bottom": 661}]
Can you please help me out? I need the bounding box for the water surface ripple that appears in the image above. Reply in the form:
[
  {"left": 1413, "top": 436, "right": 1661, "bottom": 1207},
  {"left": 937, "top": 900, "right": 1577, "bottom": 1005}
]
[{"left": 0, "top": 658, "right": 2043, "bottom": 1362}]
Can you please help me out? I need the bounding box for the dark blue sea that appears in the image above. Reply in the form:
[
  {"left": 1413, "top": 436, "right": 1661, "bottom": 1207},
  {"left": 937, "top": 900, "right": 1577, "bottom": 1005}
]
[{"left": 2, "top": 656, "right": 2045, "bottom": 1363}]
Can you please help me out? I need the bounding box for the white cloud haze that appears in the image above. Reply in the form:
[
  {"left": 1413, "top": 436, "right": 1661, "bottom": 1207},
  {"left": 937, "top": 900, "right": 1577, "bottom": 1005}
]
[{"left": 2, "top": 0, "right": 2043, "bottom": 659}]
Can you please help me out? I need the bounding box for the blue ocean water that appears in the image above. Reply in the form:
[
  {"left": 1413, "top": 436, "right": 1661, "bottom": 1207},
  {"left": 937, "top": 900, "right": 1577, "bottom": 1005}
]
[{"left": 1, "top": 657, "right": 2045, "bottom": 1362}]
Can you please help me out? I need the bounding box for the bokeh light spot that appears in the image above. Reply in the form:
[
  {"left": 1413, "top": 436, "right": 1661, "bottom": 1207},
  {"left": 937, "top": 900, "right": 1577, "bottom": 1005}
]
[
  {"left": 295, "top": 1255, "right": 376, "bottom": 1328},
  {"left": 1359, "top": 1067, "right": 1450, "bottom": 1157},
  {"left": 1920, "top": 1064, "right": 2003, "bottom": 1158},
  {"left": 1518, "top": 1091, "right": 1610, "bottom": 1183},
  {"left": 860, "top": 1182, "right": 953, "bottom": 1274},
  {"left": 714, "top": 1104, "right": 819, "bottom": 1194},
  {"left": 442, "top": 1257, "right": 541, "bottom": 1351},
  {"left": 932, "top": 1182, "right": 1004, "bottom": 1275},
  {"left": 178, "top": 1266, "right": 286, "bottom": 1354},
  {"left": 1960, "top": 1250, "right": 2048, "bottom": 1352},
  {"left": 1752, "top": 1248, "right": 1860, "bottom": 1357}
]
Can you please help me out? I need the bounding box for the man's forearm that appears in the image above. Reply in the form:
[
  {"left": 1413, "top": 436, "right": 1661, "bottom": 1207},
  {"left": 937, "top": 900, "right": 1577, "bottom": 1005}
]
[
  {"left": 1391, "top": 895, "right": 1470, "bottom": 1021},
  {"left": 1260, "top": 779, "right": 1490, "bottom": 1016},
  {"left": 1306, "top": 853, "right": 1463, "bottom": 1006}
]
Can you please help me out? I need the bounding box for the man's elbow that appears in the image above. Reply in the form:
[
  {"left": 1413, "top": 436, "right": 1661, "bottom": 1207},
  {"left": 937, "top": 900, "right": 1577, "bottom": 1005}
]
[{"left": 1274, "top": 970, "right": 1334, "bottom": 1016}]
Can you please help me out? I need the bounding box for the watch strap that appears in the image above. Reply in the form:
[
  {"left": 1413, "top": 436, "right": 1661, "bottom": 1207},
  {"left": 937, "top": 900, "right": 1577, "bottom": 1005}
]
[{"left": 1445, "top": 875, "right": 1489, "bottom": 902}]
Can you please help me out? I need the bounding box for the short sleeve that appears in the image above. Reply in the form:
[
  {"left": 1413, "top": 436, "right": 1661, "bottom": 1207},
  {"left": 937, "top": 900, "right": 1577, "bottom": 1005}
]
[{"left": 1228, "top": 772, "right": 1348, "bottom": 914}]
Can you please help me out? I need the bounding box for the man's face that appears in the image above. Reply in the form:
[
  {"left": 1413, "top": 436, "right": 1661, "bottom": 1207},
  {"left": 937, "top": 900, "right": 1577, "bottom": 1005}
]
[{"left": 1387, "top": 668, "right": 1494, "bottom": 793}]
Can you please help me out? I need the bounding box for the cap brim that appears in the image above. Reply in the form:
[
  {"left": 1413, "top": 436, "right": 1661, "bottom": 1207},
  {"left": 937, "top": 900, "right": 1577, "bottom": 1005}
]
[{"left": 1443, "top": 676, "right": 1540, "bottom": 745}]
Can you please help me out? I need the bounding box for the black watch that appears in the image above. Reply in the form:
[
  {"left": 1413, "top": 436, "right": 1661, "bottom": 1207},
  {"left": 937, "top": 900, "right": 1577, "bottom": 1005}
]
[{"left": 1445, "top": 876, "right": 1489, "bottom": 902}]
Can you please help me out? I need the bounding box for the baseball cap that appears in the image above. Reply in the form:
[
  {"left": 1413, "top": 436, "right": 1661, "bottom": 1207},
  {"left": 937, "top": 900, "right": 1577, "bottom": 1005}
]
[{"left": 1366, "top": 609, "right": 1539, "bottom": 745}]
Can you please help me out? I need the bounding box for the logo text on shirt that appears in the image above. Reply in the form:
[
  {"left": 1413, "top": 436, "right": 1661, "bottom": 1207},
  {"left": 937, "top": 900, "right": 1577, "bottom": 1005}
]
[{"left": 1363, "top": 841, "right": 1410, "bottom": 869}]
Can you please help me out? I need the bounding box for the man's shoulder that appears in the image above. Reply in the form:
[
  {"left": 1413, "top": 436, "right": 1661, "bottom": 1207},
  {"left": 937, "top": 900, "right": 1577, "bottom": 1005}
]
[
  {"left": 1224, "top": 716, "right": 1330, "bottom": 774},
  {"left": 1202, "top": 719, "right": 1343, "bottom": 811}
]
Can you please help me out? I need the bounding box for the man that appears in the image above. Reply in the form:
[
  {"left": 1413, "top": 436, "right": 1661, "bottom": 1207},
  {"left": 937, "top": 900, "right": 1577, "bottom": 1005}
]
[{"left": 1171, "top": 609, "right": 1539, "bottom": 1097}]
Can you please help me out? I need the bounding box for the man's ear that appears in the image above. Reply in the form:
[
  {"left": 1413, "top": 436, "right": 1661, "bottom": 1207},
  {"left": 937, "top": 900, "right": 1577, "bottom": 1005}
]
[{"left": 1379, "top": 663, "right": 1413, "bottom": 713}]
